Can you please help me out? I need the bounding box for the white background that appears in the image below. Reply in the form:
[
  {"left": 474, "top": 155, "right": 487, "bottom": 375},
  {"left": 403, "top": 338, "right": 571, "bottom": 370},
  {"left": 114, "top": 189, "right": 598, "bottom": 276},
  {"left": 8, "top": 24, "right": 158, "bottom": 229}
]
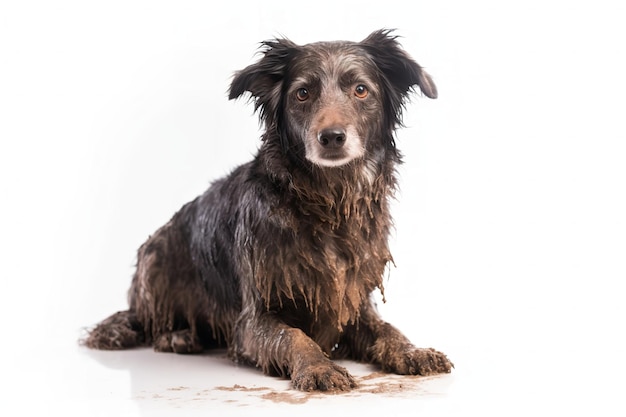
[{"left": 1, "top": 0, "right": 625, "bottom": 415}]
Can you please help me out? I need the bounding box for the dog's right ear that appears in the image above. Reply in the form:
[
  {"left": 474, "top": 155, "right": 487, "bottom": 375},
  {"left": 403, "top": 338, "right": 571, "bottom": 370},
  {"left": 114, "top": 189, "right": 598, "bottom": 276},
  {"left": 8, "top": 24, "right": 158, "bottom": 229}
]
[{"left": 229, "top": 38, "right": 297, "bottom": 126}]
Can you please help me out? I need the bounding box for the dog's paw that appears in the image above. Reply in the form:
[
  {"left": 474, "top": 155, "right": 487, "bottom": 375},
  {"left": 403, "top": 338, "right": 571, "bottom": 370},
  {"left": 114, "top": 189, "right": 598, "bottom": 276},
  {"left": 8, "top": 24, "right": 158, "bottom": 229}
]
[
  {"left": 154, "top": 330, "right": 203, "bottom": 354},
  {"left": 385, "top": 347, "right": 453, "bottom": 376},
  {"left": 291, "top": 362, "right": 357, "bottom": 392}
]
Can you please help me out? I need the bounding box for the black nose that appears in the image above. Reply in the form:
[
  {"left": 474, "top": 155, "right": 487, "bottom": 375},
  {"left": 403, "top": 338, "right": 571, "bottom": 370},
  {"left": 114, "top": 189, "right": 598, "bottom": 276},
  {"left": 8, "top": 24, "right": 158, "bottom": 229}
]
[{"left": 317, "top": 128, "right": 346, "bottom": 149}]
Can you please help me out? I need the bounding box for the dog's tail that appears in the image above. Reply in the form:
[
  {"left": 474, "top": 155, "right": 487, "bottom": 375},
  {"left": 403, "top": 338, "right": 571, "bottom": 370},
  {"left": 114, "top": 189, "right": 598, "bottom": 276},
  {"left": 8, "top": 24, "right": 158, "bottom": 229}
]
[{"left": 80, "top": 310, "right": 145, "bottom": 350}]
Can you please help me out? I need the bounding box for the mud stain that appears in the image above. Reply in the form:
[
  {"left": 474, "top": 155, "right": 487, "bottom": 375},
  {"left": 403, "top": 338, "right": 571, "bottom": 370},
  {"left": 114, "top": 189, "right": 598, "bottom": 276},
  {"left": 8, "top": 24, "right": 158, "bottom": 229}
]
[{"left": 135, "top": 371, "right": 447, "bottom": 408}]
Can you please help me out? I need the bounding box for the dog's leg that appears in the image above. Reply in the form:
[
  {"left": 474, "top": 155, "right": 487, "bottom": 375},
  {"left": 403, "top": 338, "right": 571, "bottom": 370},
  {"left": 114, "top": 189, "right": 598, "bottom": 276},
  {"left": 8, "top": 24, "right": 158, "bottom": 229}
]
[
  {"left": 232, "top": 313, "right": 357, "bottom": 391},
  {"left": 154, "top": 329, "right": 204, "bottom": 354},
  {"left": 81, "top": 310, "right": 145, "bottom": 350},
  {"left": 368, "top": 322, "right": 453, "bottom": 375},
  {"left": 342, "top": 301, "right": 453, "bottom": 375},
  {"left": 125, "top": 217, "right": 211, "bottom": 354}
]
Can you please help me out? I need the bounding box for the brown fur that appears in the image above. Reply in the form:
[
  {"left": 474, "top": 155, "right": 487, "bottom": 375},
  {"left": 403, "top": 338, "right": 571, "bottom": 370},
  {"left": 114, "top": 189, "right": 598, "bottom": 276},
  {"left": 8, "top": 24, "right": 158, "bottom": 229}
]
[{"left": 82, "top": 29, "right": 452, "bottom": 391}]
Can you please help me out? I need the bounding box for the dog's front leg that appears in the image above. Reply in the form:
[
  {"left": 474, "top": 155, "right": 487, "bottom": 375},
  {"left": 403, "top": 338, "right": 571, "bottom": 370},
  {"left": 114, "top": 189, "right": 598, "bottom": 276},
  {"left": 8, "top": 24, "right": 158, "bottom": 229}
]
[
  {"left": 368, "top": 320, "right": 453, "bottom": 376},
  {"left": 231, "top": 312, "right": 357, "bottom": 391},
  {"left": 344, "top": 301, "right": 453, "bottom": 376}
]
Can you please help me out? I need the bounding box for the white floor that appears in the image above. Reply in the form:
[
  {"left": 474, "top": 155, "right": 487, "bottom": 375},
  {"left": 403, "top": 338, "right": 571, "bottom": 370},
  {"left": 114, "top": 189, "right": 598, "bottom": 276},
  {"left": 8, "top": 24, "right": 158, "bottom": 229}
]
[{"left": 4, "top": 323, "right": 624, "bottom": 417}]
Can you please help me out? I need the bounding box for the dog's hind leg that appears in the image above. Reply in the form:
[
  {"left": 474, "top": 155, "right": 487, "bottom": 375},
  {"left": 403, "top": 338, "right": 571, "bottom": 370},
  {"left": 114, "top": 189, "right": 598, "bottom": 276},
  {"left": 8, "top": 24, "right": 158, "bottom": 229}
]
[
  {"left": 81, "top": 310, "right": 145, "bottom": 350},
  {"left": 126, "top": 214, "right": 212, "bottom": 354},
  {"left": 154, "top": 329, "right": 204, "bottom": 354}
]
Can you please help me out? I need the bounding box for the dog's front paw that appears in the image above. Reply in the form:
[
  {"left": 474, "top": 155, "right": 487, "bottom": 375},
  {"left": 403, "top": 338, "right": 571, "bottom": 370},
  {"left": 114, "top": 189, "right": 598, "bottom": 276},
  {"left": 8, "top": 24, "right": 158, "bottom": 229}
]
[
  {"left": 291, "top": 362, "right": 357, "bottom": 392},
  {"left": 385, "top": 347, "right": 453, "bottom": 376}
]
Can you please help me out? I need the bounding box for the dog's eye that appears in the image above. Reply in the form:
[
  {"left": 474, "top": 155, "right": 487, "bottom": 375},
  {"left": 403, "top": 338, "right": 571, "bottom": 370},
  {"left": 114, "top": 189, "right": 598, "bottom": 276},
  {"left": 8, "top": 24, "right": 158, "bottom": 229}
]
[
  {"left": 296, "top": 88, "right": 309, "bottom": 102},
  {"left": 354, "top": 84, "right": 369, "bottom": 99}
]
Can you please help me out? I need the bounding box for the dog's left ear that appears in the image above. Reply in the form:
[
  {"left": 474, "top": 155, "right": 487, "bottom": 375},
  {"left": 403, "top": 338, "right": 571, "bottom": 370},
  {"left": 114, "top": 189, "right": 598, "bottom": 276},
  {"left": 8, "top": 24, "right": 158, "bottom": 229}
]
[{"left": 360, "top": 29, "right": 437, "bottom": 99}]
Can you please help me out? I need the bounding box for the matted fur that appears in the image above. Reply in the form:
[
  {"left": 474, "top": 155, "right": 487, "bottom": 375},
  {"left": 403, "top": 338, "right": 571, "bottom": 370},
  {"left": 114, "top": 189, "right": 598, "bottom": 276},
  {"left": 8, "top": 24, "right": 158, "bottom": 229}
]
[{"left": 82, "top": 29, "right": 452, "bottom": 391}]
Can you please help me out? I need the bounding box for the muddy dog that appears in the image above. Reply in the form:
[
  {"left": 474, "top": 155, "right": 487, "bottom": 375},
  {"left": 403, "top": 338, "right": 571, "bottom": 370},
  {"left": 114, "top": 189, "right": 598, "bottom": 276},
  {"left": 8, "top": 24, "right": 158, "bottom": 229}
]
[{"left": 82, "top": 29, "right": 453, "bottom": 391}]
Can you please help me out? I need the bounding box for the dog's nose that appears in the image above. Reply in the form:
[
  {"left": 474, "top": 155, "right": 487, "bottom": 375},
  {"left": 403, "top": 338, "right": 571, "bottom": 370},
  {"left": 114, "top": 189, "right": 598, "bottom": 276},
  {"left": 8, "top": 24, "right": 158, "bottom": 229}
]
[{"left": 317, "top": 128, "right": 346, "bottom": 148}]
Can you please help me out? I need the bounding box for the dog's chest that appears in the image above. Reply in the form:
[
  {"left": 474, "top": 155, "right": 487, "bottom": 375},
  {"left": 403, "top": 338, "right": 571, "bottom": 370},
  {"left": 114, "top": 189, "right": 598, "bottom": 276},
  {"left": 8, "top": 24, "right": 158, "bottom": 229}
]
[{"left": 253, "top": 211, "right": 391, "bottom": 332}]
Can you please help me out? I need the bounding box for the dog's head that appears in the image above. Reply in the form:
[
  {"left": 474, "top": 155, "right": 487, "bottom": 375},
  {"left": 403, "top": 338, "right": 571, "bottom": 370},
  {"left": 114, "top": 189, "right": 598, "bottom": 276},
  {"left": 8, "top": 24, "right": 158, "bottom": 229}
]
[{"left": 229, "top": 29, "right": 436, "bottom": 168}]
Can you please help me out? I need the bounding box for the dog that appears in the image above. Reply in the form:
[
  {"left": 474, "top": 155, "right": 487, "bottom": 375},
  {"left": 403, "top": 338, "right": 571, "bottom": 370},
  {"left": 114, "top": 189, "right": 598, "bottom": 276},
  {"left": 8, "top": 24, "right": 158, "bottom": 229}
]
[{"left": 82, "top": 29, "right": 452, "bottom": 391}]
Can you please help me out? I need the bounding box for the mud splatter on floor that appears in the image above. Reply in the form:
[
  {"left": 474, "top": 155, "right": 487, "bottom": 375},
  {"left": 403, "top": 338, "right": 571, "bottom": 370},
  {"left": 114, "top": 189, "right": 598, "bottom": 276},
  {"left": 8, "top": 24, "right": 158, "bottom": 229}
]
[
  {"left": 135, "top": 371, "right": 447, "bottom": 408},
  {"left": 214, "top": 384, "right": 273, "bottom": 393},
  {"left": 166, "top": 386, "right": 189, "bottom": 391}
]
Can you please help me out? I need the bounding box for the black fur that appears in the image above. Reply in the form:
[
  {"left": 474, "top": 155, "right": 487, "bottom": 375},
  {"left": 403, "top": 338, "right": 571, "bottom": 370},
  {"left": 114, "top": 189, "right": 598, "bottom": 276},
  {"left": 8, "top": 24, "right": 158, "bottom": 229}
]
[{"left": 82, "top": 29, "right": 452, "bottom": 391}]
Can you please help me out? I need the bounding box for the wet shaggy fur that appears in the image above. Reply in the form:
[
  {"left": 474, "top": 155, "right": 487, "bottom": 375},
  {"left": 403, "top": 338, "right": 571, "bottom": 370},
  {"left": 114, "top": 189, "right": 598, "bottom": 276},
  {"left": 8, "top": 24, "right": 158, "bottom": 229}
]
[{"left": 82, "top": 29, "right": 453, "bottom": 391}]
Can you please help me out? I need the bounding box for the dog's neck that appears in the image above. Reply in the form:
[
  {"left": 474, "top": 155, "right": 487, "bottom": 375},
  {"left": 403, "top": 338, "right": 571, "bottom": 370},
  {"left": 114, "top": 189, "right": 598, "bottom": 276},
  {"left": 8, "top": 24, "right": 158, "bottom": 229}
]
[{"left": 258, "top": 136, "right": 398, "bottom": 229}]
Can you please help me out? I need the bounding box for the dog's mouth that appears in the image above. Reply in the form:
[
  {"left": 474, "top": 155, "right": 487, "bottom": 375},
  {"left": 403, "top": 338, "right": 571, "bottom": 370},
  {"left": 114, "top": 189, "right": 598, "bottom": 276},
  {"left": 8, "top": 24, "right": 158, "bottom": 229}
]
[{"left": 313, "top": 150, "right": 357, "bottom": 167}]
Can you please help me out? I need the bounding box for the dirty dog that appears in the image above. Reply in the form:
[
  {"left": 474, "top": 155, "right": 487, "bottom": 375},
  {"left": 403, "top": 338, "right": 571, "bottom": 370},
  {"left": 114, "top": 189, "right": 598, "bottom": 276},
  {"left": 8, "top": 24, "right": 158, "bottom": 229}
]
[{"left": 82, "top": 29, "right": 453, "bottom": 391}]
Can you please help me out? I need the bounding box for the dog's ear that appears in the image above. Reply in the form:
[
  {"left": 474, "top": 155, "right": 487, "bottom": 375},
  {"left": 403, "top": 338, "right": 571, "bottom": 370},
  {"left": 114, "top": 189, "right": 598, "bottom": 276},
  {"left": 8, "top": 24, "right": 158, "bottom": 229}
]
[
  {"left": 229, "top": 38, "right": 297, "bottom": 126},
  {"left": 360, "top": 29, "right": 437, "bottom": 99}
]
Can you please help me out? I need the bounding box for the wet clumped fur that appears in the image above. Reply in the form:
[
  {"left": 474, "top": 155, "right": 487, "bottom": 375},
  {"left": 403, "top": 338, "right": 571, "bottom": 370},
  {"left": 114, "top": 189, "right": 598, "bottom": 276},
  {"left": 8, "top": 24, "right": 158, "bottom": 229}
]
[{"left": 82, "top": 29, "right": 452, "bottom": 391}]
